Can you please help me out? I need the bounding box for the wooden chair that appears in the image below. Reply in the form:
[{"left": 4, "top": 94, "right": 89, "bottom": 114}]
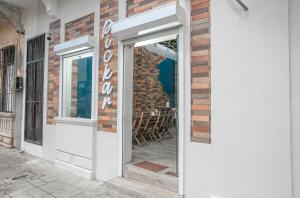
[
  {"left": 136, "top": 112, "right": 152, "bottom": 144},
  {"left": 161, "top": 109, "right": 176, "bottom": 138},
  {"left": 132, "top": 112, "right": 144, "bottom": 145},
  {"left": 158, "top": 107, "right": 170, "bottom": 127},
  {"left": 151, "top": 112, "right": 165, "bottom": 140},
  {"left": 142, "top": 111, "right": 162, "bottom": 141},
  {"left": 157, "top": 108, "right": 170, "bottom": 134},
  {"left": 132, "top": 115, "right": 137, "bottom": 130},
  {"left": 154, "top": 113, "right": 168, "bottom": 140}
]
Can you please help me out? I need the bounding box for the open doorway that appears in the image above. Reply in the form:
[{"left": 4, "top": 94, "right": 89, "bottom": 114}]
[{"left": 122, "top": 34, "right": 179, "bottom": 193}]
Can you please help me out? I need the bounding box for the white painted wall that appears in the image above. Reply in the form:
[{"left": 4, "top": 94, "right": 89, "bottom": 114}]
[
  {"left": 14, "top": 91, "right": 23, "bottom": 149},
  {"left": 55, "top": 120, "right": 97, "bottom": 179},
  {"left": 184, "top": 0, "right": 292, "bottom": 198},
  {"left": 96, "top": 132, "right": 120, "bottom": 181},
  {"left": 21, "top": 0, "right": 99, "bottom": 163},
  {"left": 57, "top": 0, "right": 98, "bottom": 20},
  {"left": 290, "top": 0, "right": 300, "bottom": 197},
  {"left": 43, "top": 125, "right": 56, "bottom": 161},
  {"left": 22, "top": 1, "right": 49, "bottom": 37}
]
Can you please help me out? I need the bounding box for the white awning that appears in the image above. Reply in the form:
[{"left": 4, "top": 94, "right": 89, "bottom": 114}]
[
  {"left": 111, "top": 3, "right": 184, "bottom": 41},
  {"left": 54, "top": 35, "right": 96, "bottom": 56}
]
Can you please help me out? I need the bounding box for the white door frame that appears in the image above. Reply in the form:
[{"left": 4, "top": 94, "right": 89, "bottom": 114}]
[{"left": 117, "top": 27, "right": 186, "bottom": 196}]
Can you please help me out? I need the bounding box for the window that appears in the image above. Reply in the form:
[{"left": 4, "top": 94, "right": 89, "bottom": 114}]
[
  {"left": 0, "top": 45, "right": 15, "bottom": 113},
  {"left": 62, "top": 51, "right": 93, "bottom": 119}
]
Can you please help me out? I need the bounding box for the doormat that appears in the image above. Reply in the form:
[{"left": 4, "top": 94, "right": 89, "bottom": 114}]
[{"left": 134, "top": 161, "right": 168, "bottom": 172}]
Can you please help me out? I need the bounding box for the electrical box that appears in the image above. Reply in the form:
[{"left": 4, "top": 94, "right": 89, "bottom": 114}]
[{"left": 15, "top": 77, "right": 23, "bottom": 91}]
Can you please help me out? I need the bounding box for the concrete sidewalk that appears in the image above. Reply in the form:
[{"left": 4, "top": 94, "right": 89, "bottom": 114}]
[{"left": 0, "top": 147, "right": 109, "bottom": 198}]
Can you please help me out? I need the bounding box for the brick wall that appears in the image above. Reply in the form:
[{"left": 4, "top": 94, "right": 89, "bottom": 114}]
[
  {"left": 97, "top": 0, "right": 212, "bottom": 140},
  {"left": 133, "top": 47, "right": 169, "bottom": 113},
  {"left": 127, "top": 0, "right": 178, "bottom": 16},
  {"left": 98, "top": 0, "right": 119, "bottom": 132},
  {"left": 47, "top": 19, "right": 61, "bottom": 124},
  {"left": 190, "top": 0, "right": 211, "bottom": 143},
  {"left": 65, "top": 13, "right": 94, "bottom": 41}
]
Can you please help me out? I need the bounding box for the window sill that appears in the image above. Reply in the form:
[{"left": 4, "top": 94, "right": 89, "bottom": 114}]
[{"left": 54, "top": 117, "right": 97, "bottom": 127}]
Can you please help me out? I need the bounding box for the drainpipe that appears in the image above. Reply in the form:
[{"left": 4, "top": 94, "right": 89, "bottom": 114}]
[{"left": 289, "top": 0, "right": 295, "bottom": 197}]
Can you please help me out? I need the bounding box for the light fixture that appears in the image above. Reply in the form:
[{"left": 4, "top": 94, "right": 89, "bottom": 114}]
[
  {"left": 134, "top": 34, "right": 177, "bottom": 47},
  {"left": 54, "top": 35, "right": 96, "bottom": 56}
]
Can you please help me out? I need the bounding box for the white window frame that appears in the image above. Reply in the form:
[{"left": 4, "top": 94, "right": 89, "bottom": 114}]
[
  {"left": 54, "top": 36, "right": 98, "bottom": 123},
  {"left": 56, "top": 46, "right": 98, "bottom": 123}
]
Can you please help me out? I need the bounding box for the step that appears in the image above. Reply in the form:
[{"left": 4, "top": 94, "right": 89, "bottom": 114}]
[
  {"left": 123, "top": 164, "right": 178, "bottom": 193},
  {"left": 106, "top": 177, "right": 180, "bottom": 198}
]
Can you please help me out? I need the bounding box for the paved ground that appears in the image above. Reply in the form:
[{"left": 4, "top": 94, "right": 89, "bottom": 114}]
[{"left": 0, "top": 147, "right": 109, "bottom": 198}]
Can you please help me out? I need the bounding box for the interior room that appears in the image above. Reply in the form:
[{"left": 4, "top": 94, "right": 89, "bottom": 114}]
[{"left": 128, "top": 36, "right": 178, "bottom": 180}]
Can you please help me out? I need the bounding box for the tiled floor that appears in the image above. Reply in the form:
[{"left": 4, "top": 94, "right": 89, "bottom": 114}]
[
  {"left": 132, "top": 128, "right": 177, "bottom": 175},
  {"left": 0, "top": 147, "right": 109, "bottom": 198}
]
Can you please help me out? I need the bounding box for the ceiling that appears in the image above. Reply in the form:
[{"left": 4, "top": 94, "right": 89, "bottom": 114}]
[
  {"left": 0, "top": 10, "right": 8, "bottom": 22},
  {"left": 2, "top": 0, "right": 37, "bottom": 8}
]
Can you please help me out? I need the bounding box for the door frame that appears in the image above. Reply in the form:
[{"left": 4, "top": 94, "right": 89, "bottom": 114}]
[
  {"left": 21, "top": 33, "right": 47, "bottom": 157},
  {"left": 117, "top": 27, "right": 186, "bottom": 196}
]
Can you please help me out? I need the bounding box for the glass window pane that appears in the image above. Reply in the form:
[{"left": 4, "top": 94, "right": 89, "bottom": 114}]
[{"left": 62, "top": 52, "right": 92, "bottom": 119}]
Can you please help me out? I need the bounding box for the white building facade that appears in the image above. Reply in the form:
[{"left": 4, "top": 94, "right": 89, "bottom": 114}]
[{"left": 0, "top": 0, "right": 299, "bottom": 198}]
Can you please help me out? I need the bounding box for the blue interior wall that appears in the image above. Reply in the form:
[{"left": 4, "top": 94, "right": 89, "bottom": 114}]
[
  {"left": 157, "top": 58, "right": 176, "bottom": 107},
  {"left": 77, "top": 56, "right": 92, "bottom": 118}
]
